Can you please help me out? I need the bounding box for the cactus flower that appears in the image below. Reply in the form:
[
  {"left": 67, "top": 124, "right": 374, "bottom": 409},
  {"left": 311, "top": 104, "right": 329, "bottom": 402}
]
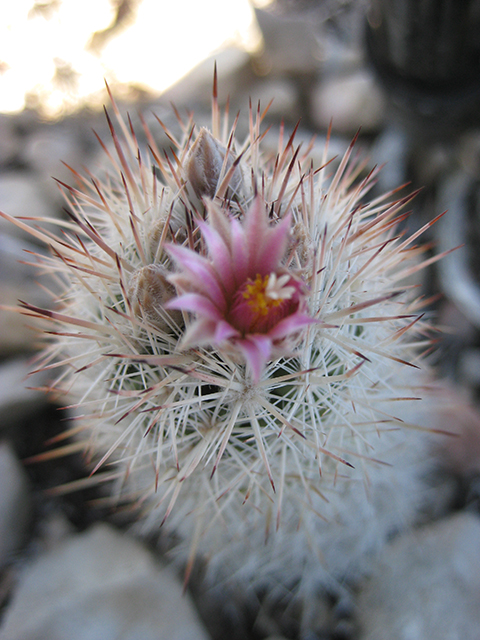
[{"left": 166, "top": 197, "right": 314, "bottom": 381}]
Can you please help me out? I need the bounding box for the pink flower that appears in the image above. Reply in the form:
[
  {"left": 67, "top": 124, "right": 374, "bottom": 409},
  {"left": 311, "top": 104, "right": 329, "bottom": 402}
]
[{"left": 166, "top": 198, "right": 313, "bottom": 381}]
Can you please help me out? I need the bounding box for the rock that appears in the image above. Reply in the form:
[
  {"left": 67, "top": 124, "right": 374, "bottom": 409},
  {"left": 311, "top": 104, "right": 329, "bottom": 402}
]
[
  {"left": 0, "top": 232, "right": 51, "bottom": 356},
  {"left": 238, "top": 77, "right": 300, "bottom": 122},
  {"left": 0, "top": 441, "right": 31, "bottom": 568},
  {"left": 431, "top": 387, "right": 480, "bottom": 477},
  {"left": 311, "top": 68, "right": 386, "bottom": 134},
  {"left": 0, "top": 358, "right": 49, "bottom": 428},
  {"left": 356, "top": 512, "right": 480, "bottom": 640},
  {"left": 458, "top": 348, "right": 480, "bottom": 389},
  {"left": 0, "top": 523, "right": 211, "bottom": 640},
  {"left": 254, "top": 6, "right": 321, "bottom": 75},
  {"left": 0, "top": 174, "right": 54, "bottom": 236},
  {"left": 163, "top": 47, "right": 252, "bottom": 112},
  {"left": 22, "top": 126, "right": 85, "bottom": 204},
  {"left": 33, "top": 511, "right": 76, "bottom": 553},
  {"left": 437, "top": 173, "right": 480, "bottom": 330},
  {"left": 369, "top": 125, "right": 409, "bottom": 196},
  {"left": 0, "top": 115, "right": 21, "bottom": 166}
]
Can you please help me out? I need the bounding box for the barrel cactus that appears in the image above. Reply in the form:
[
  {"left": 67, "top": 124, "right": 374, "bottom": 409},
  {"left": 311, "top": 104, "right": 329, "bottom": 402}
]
[{"left": 2, "top": 75, "right": 445, "bottom": 621}]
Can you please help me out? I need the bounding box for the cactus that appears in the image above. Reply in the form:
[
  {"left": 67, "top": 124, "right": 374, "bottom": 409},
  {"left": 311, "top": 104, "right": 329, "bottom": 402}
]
[{"left": 2, "top": 75, "right": 445, "bottom": 618}]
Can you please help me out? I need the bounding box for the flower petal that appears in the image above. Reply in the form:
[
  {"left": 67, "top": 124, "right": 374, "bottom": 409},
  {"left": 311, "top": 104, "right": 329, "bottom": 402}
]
[
  {"left": 166, "top": 196, "right": 312, "bottom": 381},
  {"left": 167, "top": 244, "right": 227, "bottom": 311},
  {"left": 237, "top": 334, "right": 273, "bottom": 382},
  {"left": 198, "top": 219, "right": 236, "bottom": 295},
  {"left": 243, "top": 198, "right": 292, "bottom": 275},
  {"left": 214, "top": 320, "right": 240, "bottom": 343},
  {"left": 255, "top": 214, "right": 292, "bottom": 274},
  {"left": 243, "top": 197, "right": 267, "bottom": 271},
  {"left": 180, "top": 318, "right": 220, "bottom": 349},
  {"left": 230, "top": 216, "right": 249, "bottom": 286},
  {"left": 165, "top": 292, "right": 223, "bottom": 321},
  {"left": 267, "top": 312, "right": 317, "bottom": 340}
]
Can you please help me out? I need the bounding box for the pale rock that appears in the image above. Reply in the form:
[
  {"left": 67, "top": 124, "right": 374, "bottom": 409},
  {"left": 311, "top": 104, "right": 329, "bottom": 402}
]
[
  {"left": 0, "top": 441, "right": 31, "bottom": 567},
  {"left": 311, "top": 68, "right": 386, "bottom": 133},
  {"left": 437, "top": 173, "right": 480, "bottom": 330},
  {"left": 0, "top": 358, "right": 49, "bottom": 427},
  {"left": 254, "top": 6, "right": 321, "bottom": 75},
  {"left": 22, "top": 126, "right": 88, "bottom": 204},
  {"left": 0, "top": 115, "right": 21, "bottom": 166},
  {"left": 0, "top": 523, "right": 211, "bottom": 640},
  {"left": 369, "top": 125, "right": 408, "bottom": 196},
  {"left": 458, "top": 348, "right": 480, "bottom": 389},
  {"left": 0, "top": 174, "right": 54, "bottom": 236},
  {"left": 431, "top": 386, "right": 480, "bottom": 477},
  {"left": 239, "top": 78, "right": 299, "bottom": 121},
  {"left": 164, "top": 47, "right": 251, "bottom": 109},
  {"left": 0, "top": 232, "right": 51, "bottom": 356},
  {"left": 0, "top": 290, "right": 39, "bottom": 356},
  {"left": 357, "top": 512, "right": 480, "bottom": 640},
  {"left": 34, "top": 511, "right": 76, "bottom": 553}
]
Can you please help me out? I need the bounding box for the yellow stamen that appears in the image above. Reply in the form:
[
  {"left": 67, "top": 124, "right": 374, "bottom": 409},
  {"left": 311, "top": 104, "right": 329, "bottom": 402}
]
[{"left": 243, "top": 273, "right": 293, "bottom": 316}]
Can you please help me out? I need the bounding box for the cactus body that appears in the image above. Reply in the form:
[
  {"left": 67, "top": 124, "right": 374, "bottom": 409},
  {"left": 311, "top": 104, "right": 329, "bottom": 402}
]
[{"left": 3, "top": 82, "right": 443, "bottom": 610}]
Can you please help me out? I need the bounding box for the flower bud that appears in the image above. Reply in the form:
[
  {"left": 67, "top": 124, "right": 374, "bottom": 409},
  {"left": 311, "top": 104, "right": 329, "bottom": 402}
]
[
  {"left": 185, "top": 127, "right": 243, "bottom": 200},
  {"left": 128, "top": 264, "right": 182, "bottom": 331}
]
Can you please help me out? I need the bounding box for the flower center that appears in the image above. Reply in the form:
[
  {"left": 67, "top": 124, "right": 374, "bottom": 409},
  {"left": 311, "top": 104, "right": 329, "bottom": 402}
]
[{"left": 242, "top": 273, "right": 295, "bottom": 317}]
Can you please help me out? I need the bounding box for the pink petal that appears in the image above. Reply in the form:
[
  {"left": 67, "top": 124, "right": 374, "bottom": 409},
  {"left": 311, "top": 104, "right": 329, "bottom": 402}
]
[
  {"left": 237, "top": 334, "right": 273, "bottom": 382},
  {"left": 206, "top": 200, "right": 234, "bottom": 247},
  {"left": 255, "top": 214, "right": 291, "bottom": 274},
  {"left": 198, "top": 220, "right": 235, "bottom": 294},
  {"left": 244, "top": 197, "right": 267, "bottom": 255},
  {"left": 230, "top": 217, "right": 249, "bottom": 285},
  {"left": 180, "top": 318, "right": 219, "bottom": 349},
  {"left": 242, "top": 198, "right": 291, "bottom": 276},
  {"left": 267, "top": 312, "right": 316, "bottom": 340},
  {"left": 166, "top": 244, "right": 226, "bottom": 310},
  {"left": 165, "top": 292, "right": 223, "bottom": 321},
  {"left": 214, "top": 320, "right": 240, "bottom": 343},
  {"left": 181, "top": 318, "right": 239, "bottom": 350}
]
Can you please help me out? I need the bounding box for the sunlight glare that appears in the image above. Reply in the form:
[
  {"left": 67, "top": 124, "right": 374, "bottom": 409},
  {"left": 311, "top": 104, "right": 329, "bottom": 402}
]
[{"left": 0, "top": 0, "right": 259, "bottom": 117}]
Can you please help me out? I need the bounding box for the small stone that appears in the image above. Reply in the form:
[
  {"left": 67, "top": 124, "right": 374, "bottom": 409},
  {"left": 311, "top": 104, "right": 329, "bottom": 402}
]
[
  {"left": 311, "top": 69, "right": 386, "bottom": 134},
  {"left": 437, "top": 173, "right": 480, "bottom": 330},
  {"left": 22, "top": 125, "right": 89, "bottom": 205},
  {"left": 356, "top": 512, "right": 480, "bottom": 640},
  {"left": 23, "top": 127, "right": 78, "bottom": 178},
  {"left": 0, "top": 359, "right": 49, "bottom": 428},
  {"left": 0, "top": 232, "right": 51, "bottom": 356},
  {"left": 0, "top": 175, "right": 54, "bottom": 237},
  {"left": 369, "top": 125, "right": 408, "bottom": 196},
  {"left": 432, "top": 386, "right": 480, "bottom": 477},
  {"left": 0, "top": 441, "right": 31, "bottom": 568},
  {"left": 239, "top": 78, "right": 299, "bottom": 122},
  {"left": 254, "top": 6, "right": 321, "bottom": 75},
  {"left": 0, "top": 523, "right": 211, "bottom": 640},
  {"left": 0, "top": 115, "right": 21, "bottom": 166},
  {"left": 458, "top": 348, "right": 480, "bottom": 388},
  {"left": 164, "top": 47, "right": 251, "bottom": 109}
]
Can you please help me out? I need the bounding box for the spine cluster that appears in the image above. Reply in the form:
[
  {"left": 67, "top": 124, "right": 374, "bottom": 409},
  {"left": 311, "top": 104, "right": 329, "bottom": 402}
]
[{"left": 2, "top": 76, "right": 444, "bottom": 601}]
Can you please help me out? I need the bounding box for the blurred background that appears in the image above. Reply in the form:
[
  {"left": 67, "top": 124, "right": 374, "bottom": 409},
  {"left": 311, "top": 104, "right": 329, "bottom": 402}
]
[{"left": 1, "top": 1, "right": 480, "bottom": 639}]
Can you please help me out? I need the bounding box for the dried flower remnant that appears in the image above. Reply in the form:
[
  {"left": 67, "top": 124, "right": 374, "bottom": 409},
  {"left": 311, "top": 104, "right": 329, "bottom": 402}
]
[
  {"left": 128, "top": 264, "right": 181, "bottom": 331},
  {"left": 0, "top": 75, "right": 450, "bottom": 617}
]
